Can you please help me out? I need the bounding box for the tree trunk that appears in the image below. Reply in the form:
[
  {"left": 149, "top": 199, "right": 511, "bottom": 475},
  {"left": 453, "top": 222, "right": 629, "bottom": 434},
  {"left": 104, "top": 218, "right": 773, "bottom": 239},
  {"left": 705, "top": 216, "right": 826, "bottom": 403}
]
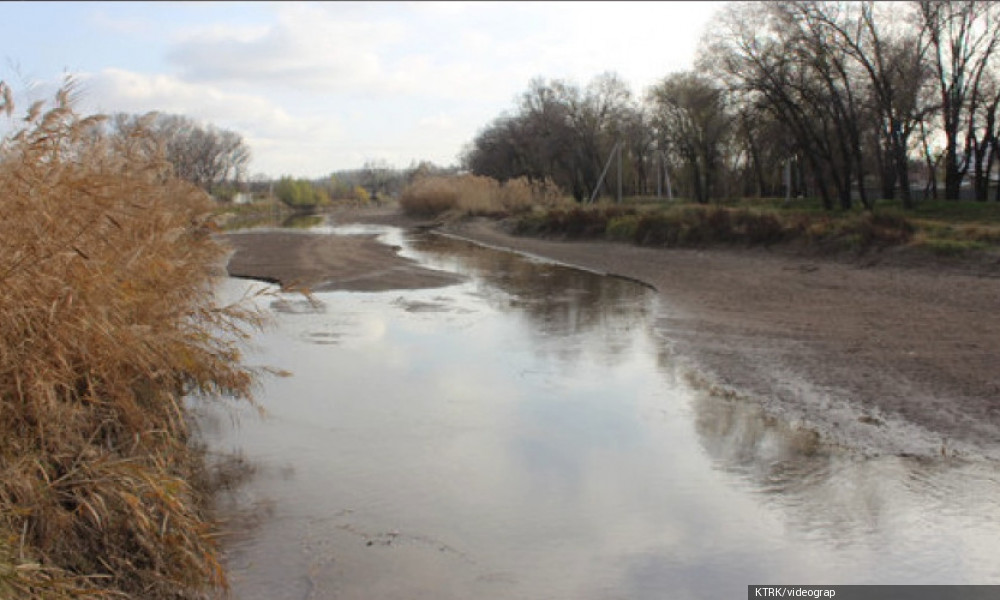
[
  {"left": 944, "top": 136, "right": 963, "bottom": 200},
  {"left": 990, "top": 138, "right": 1000, "bottom": 202},
  {"left": 691, "top": 161, "right": 706, "bottom": 204},
  {"left": 895, "top": 133, "right": 914, "bottom": 209},
  {"left": 878, "top": 140, "right": 895, "bottom": 201}
]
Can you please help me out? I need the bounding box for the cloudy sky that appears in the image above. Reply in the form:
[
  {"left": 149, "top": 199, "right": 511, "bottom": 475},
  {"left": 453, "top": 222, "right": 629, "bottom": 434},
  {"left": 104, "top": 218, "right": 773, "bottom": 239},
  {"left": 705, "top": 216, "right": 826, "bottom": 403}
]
[{"left": 2, "top": 1, "right": 726, "bottom": 178}]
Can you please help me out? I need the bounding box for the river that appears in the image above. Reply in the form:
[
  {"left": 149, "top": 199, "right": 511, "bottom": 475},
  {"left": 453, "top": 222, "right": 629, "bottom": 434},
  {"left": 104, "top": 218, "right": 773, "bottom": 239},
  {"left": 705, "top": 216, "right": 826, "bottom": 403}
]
[{"left": 197, "top": 222, "right": 1000, "bottom": 599}]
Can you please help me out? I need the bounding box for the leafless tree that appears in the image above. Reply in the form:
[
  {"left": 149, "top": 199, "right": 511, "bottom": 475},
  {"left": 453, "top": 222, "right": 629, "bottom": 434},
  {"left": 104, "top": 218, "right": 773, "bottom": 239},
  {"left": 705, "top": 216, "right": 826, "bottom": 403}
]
[
  {"left": 463, "top": 73, "right": 643, "bottom": 201},
  {"left": 918, "top": 0, "right": 1000, "bottom": 200},
  {"left": 648, "top": 71, "right": 733, "bottom": 203},
  {"left": 112, "top": 113, "right": 250, "bottom": 193},
  {"left": 361, "top": 158, "right": 394, "bottom": 199},
  {"left": 800, "top": 1, "right": 933, "bottom": 207}
]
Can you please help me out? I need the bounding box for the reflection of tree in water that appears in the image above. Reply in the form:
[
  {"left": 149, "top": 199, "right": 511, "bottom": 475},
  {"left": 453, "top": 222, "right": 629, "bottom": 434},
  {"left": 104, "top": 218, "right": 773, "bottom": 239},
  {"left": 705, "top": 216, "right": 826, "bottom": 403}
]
[
  {"left": 408, "top": 233, "right": 656, "bottom": 365},
  {"left": 685, "top": 373, "right": 1000, "bottom": 552}
]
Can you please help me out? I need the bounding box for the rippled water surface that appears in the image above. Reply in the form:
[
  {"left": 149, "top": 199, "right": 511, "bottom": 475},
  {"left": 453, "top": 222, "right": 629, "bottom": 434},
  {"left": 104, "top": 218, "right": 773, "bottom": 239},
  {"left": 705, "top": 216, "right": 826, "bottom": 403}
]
[{"left": 200, "top": 224, "right": 1000, "bottom": 599}]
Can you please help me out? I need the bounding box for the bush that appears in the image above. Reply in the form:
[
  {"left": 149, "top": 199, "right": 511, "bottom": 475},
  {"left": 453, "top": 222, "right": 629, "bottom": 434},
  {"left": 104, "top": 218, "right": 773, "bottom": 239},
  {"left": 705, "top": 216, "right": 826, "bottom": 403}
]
[
  {"left": 0, "top": 85, "right": 261, "bottom": 598},
  {"left": 274, "top": 176, "right": 329, "bottom": 208},
  {"left": 606, "top": 214, "right": 641, "bottom": 241},
  {"left": 732, "top": 209, "right": 790, "bottom": 245}
]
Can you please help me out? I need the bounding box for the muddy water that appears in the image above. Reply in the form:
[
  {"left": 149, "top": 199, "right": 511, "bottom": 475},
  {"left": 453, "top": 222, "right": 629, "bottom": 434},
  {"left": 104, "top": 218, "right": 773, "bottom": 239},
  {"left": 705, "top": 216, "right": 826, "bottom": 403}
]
[{"left": 201, "top": 224, "right": 1000, "bottom": 599}]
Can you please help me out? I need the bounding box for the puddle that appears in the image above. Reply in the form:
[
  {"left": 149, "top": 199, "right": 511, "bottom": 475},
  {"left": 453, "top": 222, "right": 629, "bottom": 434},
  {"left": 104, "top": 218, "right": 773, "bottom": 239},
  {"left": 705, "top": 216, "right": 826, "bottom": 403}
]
[{"left": 199, "top": 224, "right": 1000, "bottom": 599}]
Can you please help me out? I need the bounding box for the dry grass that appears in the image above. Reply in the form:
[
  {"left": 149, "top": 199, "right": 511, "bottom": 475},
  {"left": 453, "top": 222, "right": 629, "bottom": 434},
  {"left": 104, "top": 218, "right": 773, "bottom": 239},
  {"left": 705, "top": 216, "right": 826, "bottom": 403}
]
[
  {"left": 0, "top": 82, "right": 262, "bottom": 597},
  {"left": 399, "top": 174, "right": 566, "bottom": 217}
]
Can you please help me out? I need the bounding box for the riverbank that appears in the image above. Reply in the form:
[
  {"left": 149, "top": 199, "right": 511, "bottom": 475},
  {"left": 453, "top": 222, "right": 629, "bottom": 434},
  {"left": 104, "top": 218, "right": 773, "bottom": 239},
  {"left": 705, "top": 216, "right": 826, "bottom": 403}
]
[
  {"left": 228, "top": 205, "right": 1000, "bottom": 460},
  {"left": 226, "top": 228, "right": 464, "bottom": 292}
]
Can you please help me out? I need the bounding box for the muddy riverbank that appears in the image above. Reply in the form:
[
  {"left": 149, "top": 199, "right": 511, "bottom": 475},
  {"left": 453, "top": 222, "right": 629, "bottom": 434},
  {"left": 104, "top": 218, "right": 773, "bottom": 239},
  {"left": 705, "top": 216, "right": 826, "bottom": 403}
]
[
  {"left": 225, "top": 228, "right": 464, "bottom": 292},
  {"left": 225, "top": 207, "right": 1000, "bottom": 460}
]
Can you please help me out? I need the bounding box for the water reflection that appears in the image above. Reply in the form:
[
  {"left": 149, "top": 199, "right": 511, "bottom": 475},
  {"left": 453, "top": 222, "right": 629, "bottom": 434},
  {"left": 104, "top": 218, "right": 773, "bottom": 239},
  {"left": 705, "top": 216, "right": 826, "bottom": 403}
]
[
  {"left": 406, "top": 231, "right": 657, "bottom": 366},
  {"left": 683, "top": 358, "right": 1000, "bottom": 582},
  {"left": 204, "top": 224, "right": 1000, "bottom": 600}
]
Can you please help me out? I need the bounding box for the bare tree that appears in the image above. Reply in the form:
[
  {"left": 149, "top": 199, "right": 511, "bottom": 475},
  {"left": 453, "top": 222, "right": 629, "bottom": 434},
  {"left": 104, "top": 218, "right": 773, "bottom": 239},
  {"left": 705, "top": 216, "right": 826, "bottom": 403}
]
[
  {"left": 463, "top": 74, "right": 641, "bottom": 202},
  {"left": 970, "top": 69, "right": 1000, "bottom": 201},
  {"left": 112, "top": 113, "right": 250, "bottom": 193},
  {"left": 803, "top": 1, "right": 933, "bottom": 208},
  {"left": 918, "top": 0, "right": 1000, "bottom": 200},
  {"left": 361, "top": 158, "right": 394, "bottom": 200},
  {"left": 648, "top": 71, "right": 732, "bottom": 203}
]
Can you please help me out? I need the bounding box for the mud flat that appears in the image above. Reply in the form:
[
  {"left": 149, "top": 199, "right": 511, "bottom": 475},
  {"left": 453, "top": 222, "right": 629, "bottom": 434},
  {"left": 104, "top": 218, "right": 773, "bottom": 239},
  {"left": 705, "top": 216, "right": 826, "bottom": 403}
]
[{"left": 225, "top": 228, "right": 464, "bottom": 292}]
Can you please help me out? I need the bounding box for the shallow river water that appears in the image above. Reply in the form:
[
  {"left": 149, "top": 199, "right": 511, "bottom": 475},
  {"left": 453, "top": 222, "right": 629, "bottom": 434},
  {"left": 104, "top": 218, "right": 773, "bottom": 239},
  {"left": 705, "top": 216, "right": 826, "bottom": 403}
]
[{"left": 200, "top": 224, "right": 1000, "bottom": 599}]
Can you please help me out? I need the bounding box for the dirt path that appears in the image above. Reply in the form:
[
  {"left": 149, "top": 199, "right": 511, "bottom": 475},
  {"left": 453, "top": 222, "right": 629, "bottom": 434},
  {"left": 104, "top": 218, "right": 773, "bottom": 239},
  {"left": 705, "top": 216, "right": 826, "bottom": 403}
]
[{"left": 226, "top": 208, "right": 1000, "bottom": 460}]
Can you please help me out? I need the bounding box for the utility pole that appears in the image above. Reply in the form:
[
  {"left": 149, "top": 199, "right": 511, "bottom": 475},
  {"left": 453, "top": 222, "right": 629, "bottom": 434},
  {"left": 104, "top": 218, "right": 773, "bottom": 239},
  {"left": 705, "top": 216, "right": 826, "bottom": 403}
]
[
  {"left": 663, "top": 152, "right": 674, "bottom": 200},
  {"left": 617, "top": 141, "right": 623, "bottom": 204},
  {"left": 784, "top": 158, "right": 792, "bottom": 206},
  {"left": 657, "top": 153, "right": 662, "bottom": 199},
  {"left": 589, "top": 141, "right": 621, "bottom": 204}
]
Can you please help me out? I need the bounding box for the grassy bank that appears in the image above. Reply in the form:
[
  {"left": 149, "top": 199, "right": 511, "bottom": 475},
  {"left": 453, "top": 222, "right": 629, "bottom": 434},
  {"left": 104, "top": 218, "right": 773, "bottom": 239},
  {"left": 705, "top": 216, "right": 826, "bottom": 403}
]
[
  {"left": 508, "top": 198, "right": 1000, "bottom": 258},
  {"left": 398, "top": 174, "right": 1000, "bottom": 258},
  {"left": 0, "top": 90, "right": 261, "bottom": 597}
]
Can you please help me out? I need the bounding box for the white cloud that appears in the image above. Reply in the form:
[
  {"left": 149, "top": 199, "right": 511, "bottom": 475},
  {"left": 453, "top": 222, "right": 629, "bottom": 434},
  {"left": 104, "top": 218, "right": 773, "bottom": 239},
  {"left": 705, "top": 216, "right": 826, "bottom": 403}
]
[
  {"left": 167, "top": 3, "right": 404, "bottom": 93},
  {"left": 10, "top": 1, "right": 729, "bottom": 177},
  {"left": 76, "top": 68, "right": 346, "bottom": 177},
  {"left": 80, "top": 68, "right": 299, "bottom": 128}
]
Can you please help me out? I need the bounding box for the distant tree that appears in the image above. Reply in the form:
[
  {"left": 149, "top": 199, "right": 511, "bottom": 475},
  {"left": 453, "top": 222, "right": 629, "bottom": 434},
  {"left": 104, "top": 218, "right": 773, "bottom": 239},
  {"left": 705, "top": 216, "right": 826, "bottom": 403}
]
[
  {"left": 918, "top": 0, "right": 1000, "bottom": 200},
  {"left": 273, "top": 176, "right": 329, "bottom": 208},
  {"left": 112, "top": 113, "right": 251, "bottom": 193},
  {"left": 361, "top": 158, "right": 394, "bottom": 199},
  {"left": 802, "top": 1, "right": 934, "bottom": 207},
  {"left": 703, "top": 2, "right": 872, "bottom": 209},
  {"left": 405, "top": 160, "right": 454, "bottom": 183},
  {"left": 463, "top": 73, "right": 640, "bottom": 202},
  {"left": 648, "top": 71, "right": 732, "bottom": 203}
]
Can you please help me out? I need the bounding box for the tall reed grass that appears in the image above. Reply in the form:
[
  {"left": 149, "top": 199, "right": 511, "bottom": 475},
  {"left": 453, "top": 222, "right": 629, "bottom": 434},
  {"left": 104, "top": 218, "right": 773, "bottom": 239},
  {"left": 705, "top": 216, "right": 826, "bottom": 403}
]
[
  {"left": 399, "top": 174, "right": 566, "bottom": 217},
  {"left": 0, "top": 83, "right": 262, "bottom": 598}
]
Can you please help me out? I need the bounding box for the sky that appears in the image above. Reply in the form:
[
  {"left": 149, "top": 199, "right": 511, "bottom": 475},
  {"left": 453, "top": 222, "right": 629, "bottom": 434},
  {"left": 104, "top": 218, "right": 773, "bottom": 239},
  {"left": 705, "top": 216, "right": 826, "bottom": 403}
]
[{"left": 1, "top": 1, "right": 726, "bottom": 179}]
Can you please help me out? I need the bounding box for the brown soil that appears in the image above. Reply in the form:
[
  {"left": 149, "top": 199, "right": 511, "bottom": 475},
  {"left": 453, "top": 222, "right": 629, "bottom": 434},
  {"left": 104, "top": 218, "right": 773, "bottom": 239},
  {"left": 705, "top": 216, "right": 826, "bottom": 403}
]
[
  {"left": 227, "top": 206, "right": 1000, "bottom": 460},
  {"left": 225, "top": 228, "right": 464, "bottom": 292}
]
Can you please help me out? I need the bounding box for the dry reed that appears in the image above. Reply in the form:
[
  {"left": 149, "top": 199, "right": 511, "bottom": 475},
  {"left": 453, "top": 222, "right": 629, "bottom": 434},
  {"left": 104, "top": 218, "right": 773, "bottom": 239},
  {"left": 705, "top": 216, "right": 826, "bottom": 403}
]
[
  {"left": 0, "top": 81, "right": 262, "bottom": 598},
  {"left": 399, "top": 174, "right": 566, "bottom": 217}
]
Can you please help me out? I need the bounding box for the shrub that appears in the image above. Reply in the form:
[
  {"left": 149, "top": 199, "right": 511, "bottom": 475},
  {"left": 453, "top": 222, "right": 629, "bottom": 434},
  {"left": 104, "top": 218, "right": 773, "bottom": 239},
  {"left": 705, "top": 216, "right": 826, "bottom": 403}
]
[
  {"left": 274, "top": 176, "right": 329, "bottom": 208},
  {"left": 606, "top": 214, "right": 641, "bottom": 241},
  {"left": 353, "top": 184, "right": 371, "bottom": 203},
  {"left": 634, "top": 211, "right": 684, "bottom": 246},
  {"left": 0, "top": 84, "right": 261, "bottom": 598},
  {"left": 732, "top": 210, "right": 789, "bottom": 245}
]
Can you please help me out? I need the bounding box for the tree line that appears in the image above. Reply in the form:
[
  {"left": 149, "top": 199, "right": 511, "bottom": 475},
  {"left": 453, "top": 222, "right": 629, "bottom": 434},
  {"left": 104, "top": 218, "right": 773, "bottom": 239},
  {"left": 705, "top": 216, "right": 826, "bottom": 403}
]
[
  {"left": 110, "top": 112, "right": 251, "bottom": 198},
  {"left": 462, "top": 1, "right": 1000, "bottom": 209}
]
